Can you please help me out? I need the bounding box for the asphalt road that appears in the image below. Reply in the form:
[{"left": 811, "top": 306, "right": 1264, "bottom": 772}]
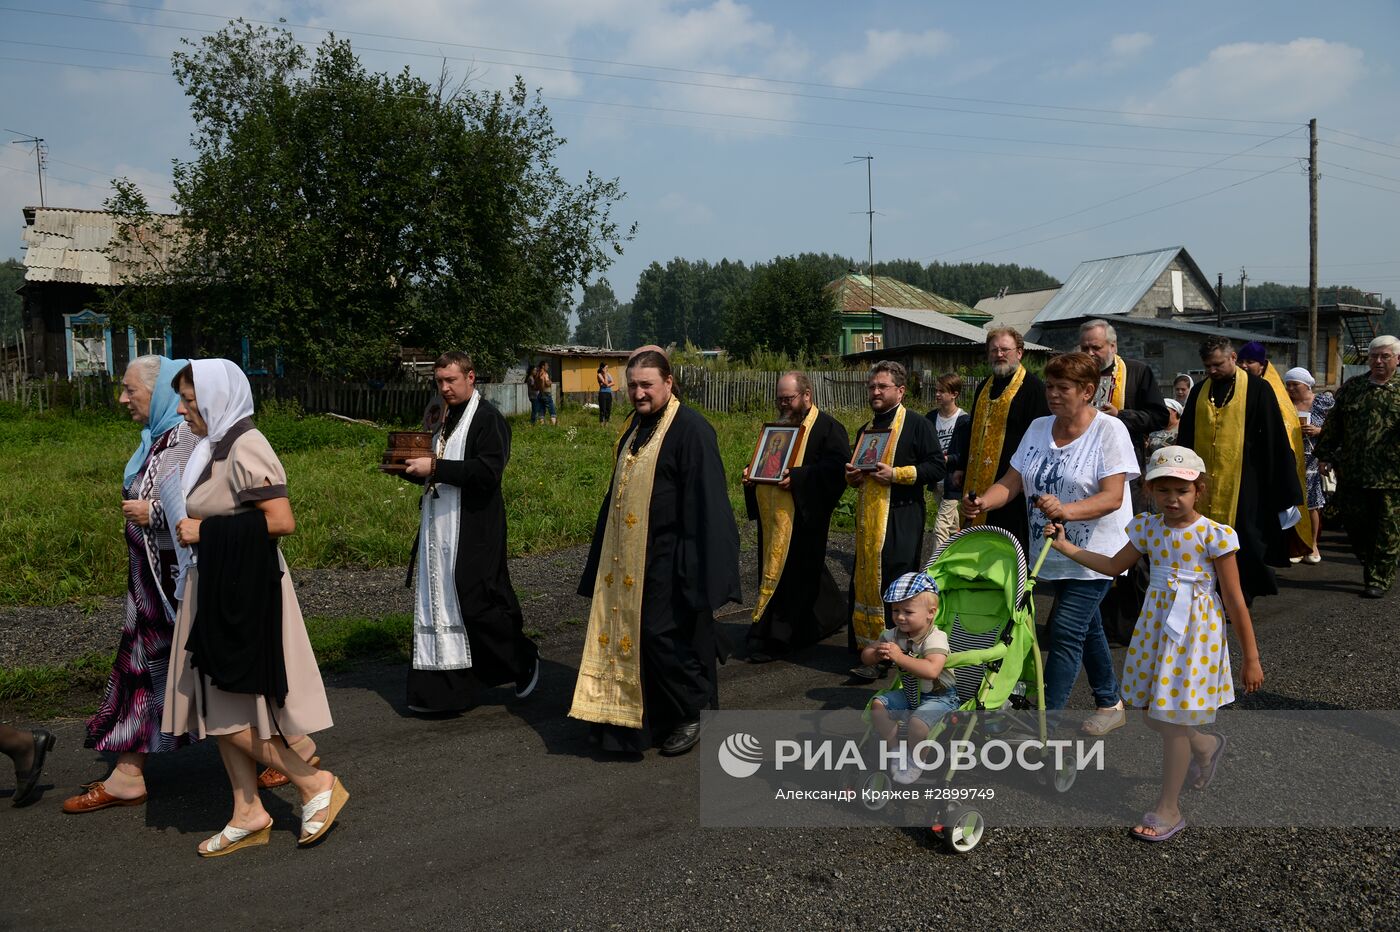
[{"left": 3, "top": 527, "right": 1397, "bottom": 931}]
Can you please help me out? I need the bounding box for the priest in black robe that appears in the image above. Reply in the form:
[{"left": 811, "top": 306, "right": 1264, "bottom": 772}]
[
  {"left": 742, "top": 371, "right": 850, "bottom": 662},
  {"left": 402, "top": 352, "right": 539, "bottom": 712},
  {"left": 846, "top": 361, "right": 946, "bottom": 680},
  {"left": 1177, "top": 337, "right": 1305, "bottom": 604},
  {"left": 570, "top": 348, "right": 741, "bottom": 757},
  {"left": 953, "top": 328, "right": 1050, "bottom": 551}
]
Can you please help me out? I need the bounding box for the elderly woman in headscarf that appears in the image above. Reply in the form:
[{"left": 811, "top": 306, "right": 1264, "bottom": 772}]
[
  {"left": 1285, "top": 367, "right": 1333, "bottom": 565},
  {"left": 1145, "top": 398, "right": 1184, "bottom": 457},
  {"left": 63, "top": 356, "right": 198, "bottom": 814},
  {"left": 162, "top": 359, "right": 348, "bottom": 856}
]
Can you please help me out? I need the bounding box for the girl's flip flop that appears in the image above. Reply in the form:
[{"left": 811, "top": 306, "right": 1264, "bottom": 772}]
[
  {"left": 1130, "top": 812, "right": 1186, "bottom": 842},
  {"left": 1187, "top": 733, "right": 1228, "bottom": 790}
]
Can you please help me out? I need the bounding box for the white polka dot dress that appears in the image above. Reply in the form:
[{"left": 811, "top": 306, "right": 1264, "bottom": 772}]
[{"left": 1119, "top": 513, "right": 1239, "bottom": 724}]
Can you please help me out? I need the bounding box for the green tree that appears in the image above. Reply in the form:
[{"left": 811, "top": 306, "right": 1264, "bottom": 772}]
[
  {"left": 723, "top": 256, "right": 839, "bottom": 361},
  {"left": 0, "top": 258, "right": 24, "bottom": 339},
  {"left": 572, "top": 278, "right": 628, "bottom": 347},
  {"left": 155, "top": 21, "right": 631, "bottom": 378}
]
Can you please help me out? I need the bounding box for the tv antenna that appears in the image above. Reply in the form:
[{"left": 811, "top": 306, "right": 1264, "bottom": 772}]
[{"left": 6, "top": 130, "right": 48, "bottom": 207}]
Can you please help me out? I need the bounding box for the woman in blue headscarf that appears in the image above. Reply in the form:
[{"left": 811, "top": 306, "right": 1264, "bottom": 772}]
[{"left": 63, "top": 355, "right": 199, "bottom": 814}]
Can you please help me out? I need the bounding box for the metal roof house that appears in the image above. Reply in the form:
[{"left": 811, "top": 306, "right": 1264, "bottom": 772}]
[
  {"left": 1028, "top": 246, "right": 1297, "bottom": 380},
  {"left": 973, "top": 286, "right": 1060, "bottom": 335},
  {"left": 18, "top": 206, "right": 187, "bottom": 378},
  {"left": 825, "top": 273, "right": 990, "bottom": 356},
  {"left": 843, "top": 305, "right": 1051, "bottom": 375}
]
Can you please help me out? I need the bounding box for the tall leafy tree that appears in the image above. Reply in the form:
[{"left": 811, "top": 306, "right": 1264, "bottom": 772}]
[
  {"left": 156, "top": 21, "right": 631, "bottom": 378},
  {"left": 723, "top": 256, "right": 839, "bottom": 361},
  {"left": 572, "top": 278, "right": 628, "bottom": 347}
]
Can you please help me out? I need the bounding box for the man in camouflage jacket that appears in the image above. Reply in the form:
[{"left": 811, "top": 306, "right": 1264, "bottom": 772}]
[{"left": 1316, "top": 335, "right": 1400, "bottom": 597}]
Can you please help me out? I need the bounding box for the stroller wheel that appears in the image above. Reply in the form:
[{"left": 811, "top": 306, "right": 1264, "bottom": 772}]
[
  {"left": 861, "top": 771, "right": 891, "bottom": 811},
  {"left": 942, "top": 807, "right": 985, "bottom": 854},
  {"left": 1053, "top": 760, "right": 1077, "bottom": 793}
]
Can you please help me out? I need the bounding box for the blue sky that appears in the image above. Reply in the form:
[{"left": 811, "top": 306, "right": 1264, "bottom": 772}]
[{"left": 3, "top": 0, "right": 1398, "bottom": 305}]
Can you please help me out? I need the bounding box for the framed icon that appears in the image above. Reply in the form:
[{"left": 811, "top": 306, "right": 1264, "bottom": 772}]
[
  {"left": 748, "top": 423, "right": 805, "bottom": 484},
  {"left": 850, "top": 428, "right": 892, "bottom": 471}
]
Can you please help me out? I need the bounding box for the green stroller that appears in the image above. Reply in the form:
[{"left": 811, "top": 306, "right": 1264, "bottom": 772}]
[{"left": 860, "top": 525, "right": 1073, "bottom": 853}]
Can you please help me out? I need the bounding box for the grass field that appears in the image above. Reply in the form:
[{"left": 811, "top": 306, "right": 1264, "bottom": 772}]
[{"left": 0, "top": 399, "right": 882, "bottom": 607}]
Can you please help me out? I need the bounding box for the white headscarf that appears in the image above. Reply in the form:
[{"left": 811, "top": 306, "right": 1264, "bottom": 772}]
[{"left": 181, "top": 358, "right": 256, "bottom": 495}]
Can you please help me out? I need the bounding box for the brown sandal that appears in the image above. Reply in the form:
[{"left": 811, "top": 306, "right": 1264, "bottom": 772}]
[{"left": 257, "top": 755, "right": 322, "bottom": 789}]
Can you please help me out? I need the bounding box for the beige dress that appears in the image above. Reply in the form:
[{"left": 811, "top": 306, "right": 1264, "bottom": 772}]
[{"left": 162, "top": 425, "right": 333, "bottom": 739}]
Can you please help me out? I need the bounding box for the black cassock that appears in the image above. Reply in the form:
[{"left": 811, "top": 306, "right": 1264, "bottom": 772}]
[
  {"left": 952, "top": 370, "right": 1050, "bottom": 551},
  {"left": 742, "top": 409, "right": 850, "bottom": 655},
  {"left": 578, "top": 403, "right": 742, "bottom": 753},
  {"left": 405, "top": 397, "right": 538, "bottom": 711},
  {"left": 847, "top": 404, "right": 946, "bottom": 650},
  {"left": 1177, "top": 372, "right": 1304, "bottom": 603}
]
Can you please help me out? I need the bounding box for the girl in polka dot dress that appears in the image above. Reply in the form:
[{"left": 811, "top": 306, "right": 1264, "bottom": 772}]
[{"left": 1045, "top": 445, "right": 1263, "bottom": 843}]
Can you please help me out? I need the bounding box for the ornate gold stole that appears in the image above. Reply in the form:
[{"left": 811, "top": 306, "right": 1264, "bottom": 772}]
[
  {"left": 851, "top": 404, "right": 905, "bottom": 647},
  {"left": 568, "top": 395, "right": 680, "bottom": 729},
  {"left": 965, "top": 365, "right": 1027, "bottom": 525},
  {"left": 1109, "top": 355, "right": 1127, "bottom": 410},
  {"left": 752, "top": 405, "right": 819, "bottom": 623},
  {"left": 1195, "top": 368, "right": 1248, "bottom": 526}
]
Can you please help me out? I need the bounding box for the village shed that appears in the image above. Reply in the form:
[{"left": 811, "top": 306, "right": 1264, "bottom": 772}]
[
  {"left": 825, "top": 273, "right": 990, "bottom": 356},
  {"left": 526, "top": 344, "right": 634, "bottom": 405},
  {"left": 843, "top": 305, "right": 1051, "bottom": 379},
  {"left": 17, "top": 206, "right": 190, "bottom": 378}
]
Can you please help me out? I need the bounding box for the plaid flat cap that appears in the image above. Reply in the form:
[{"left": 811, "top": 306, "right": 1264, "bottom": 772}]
[{"left": 883, "top": 572, "right": 938, "bottom": 602}]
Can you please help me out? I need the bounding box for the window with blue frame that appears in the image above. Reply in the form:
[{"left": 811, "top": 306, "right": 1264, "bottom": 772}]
[
  {"left": 64, "top": 309, "right": 114, "bottom": 376},
  {"left": 127, "top": 326, "right": 173, "bottom": 361},
  {"left": 240, "top": 336, "right": 284, "bottom": 377}
]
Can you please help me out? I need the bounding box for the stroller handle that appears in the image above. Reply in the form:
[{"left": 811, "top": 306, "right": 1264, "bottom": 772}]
[{"left": 1029, "top": 535, "right": 1055, "bottom": 582}]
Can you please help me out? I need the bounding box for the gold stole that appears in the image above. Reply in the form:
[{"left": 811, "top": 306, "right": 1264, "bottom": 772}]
[
  {"left": 1261, "top": 363, "right": 1314, "bottom": 550},
  {"left": 965, "top": 365, "right": 1027, "bottom": 526},
  {"left": 568, "top": 395, "right": 681, "bottom": 729},
  {"left": 1195, "top": 368, "right": 1248, "bottom": 526},
  {"left": 1109, "top": 355, "right": 1127, "bottom": 410},
  {"left": 751, "top": 405, "right": 819, "bottom": 623},
  {"left": 851, "top": 404, "right": 906, "bottom": 647}
]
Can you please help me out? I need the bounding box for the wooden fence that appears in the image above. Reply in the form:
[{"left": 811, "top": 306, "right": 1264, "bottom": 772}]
[{"left": 1, "top": 368, "right": 959, "bottom": 419}]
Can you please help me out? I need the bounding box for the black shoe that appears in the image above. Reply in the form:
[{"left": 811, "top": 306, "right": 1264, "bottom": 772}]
[
  {"left": 515, "top": 655, "right": 541, "bottom": 699},
  {"left": 660, "top": 719, "right": 703, "bottom": 756},
  {"left": 12, "top": 729, "right": 55, "bottom": 808},
  {"left": 1363, "top": 586, "right": 1386, "bottom": 599},
  {"left": 849, "top": 660, "right": 892, "bottom": 682},
  {"left": 747, "top": 650, "right": 775, "bottom": 664}
]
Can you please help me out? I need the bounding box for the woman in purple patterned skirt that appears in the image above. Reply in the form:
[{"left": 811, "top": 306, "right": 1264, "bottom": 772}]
[{"left": 62, "top": 356, "right": 197, "bottom": 814}]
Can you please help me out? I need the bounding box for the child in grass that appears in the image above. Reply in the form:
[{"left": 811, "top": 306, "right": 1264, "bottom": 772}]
[
  {"left": 861, "top": 572, "right": 960, "bottom": 784},
  {"left": 1044, "top": 446, "right": 1264, "bottom": 842}
]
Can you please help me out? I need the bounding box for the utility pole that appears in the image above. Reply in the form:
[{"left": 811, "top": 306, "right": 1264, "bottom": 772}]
[
  {"left": 1217, "top": 272, "right": 1225, "bottom": 327},
  {"left": 1308, "top": 117, "right": 1319, "bottom": 373},
  {"left": 1239, "top": 267, "right": 1249, "bottom": 312},
  {"left": 850, "top": 154, "right": 876, "bottom": 349},
  {"left": 6, "top": 131, "right": 46, "bottom": 207}
]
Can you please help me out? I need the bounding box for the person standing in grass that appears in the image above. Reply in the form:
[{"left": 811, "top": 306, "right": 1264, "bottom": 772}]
[
  {"left": 570, "top": 347, "right": 741, "bottom": 756},
  {"left": 597, "top": 362, "right": 616, "bottom": 424},
  {"left": 402, "top": 351, "right": 540, "bottom": 711},
  {"left": 62, "top": 356, "right": 199, "bottom": 815}
]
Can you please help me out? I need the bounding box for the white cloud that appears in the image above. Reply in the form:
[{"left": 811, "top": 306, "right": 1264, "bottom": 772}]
[
  {"left": 1133, "top": 38, "right": 1364, "bottom": 119},
  {"left": 826, "top": 28, "right": 952, "bottom": 87},
  {"left": 1052, "top": 32, "right": 1154, "bottom": 78}
]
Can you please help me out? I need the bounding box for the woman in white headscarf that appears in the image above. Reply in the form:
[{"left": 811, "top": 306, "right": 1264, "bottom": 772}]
[
  {"left": 162, "top": 359, "right": 348, "bottom": 856},
  {"left": 1284, "top": 367, "right": 1333, "bottom": 564}
]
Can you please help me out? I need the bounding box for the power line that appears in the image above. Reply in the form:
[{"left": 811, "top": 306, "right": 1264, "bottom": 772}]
[
  {"left": 0, "top": 50, "right": 1305, "bottom": 166},
  {"left": 1320, "top": 136, "right": 1400, "bottom": 163},
  {"left": 1318, "top": 160, "right": 1400, "bottom": 186},
  {"left": 0, "top": 4, "right": 1301, "bottom": 138},
  {"left": 1319, "top": 125, "right": 1400, "bottom": 153},
  {"left": 1326, "top": 175, "right": 1400, "bottom": 197},
  {"left": 930, "top": 127, "right": 1303, "bottom": 260},
  {"left": 951, "top": 162, "right": 1296, "bottom": 262},
  {"left": 73, "top": 0, "right": 1304, "bottom": 129}
]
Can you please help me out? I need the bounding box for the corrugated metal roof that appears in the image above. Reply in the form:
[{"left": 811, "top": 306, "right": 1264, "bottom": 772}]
[
  {"left": 1032, "top": 247, "right": 1184, "bottom": 325},
  {"left": 826, "top": 273, "right": 983, "bottom": 319},
  {"left": 877, "top": 306, "right": 1051, "bottom": 351},
  {"left": 1100, "top": 315, "right": 1293, "bottom": 345},
  {"left": 973, "top": 287, "right": 1060, "bottom": 333},
  {"left": 21, "top": 206, "right": 185, "bottom": 286}
]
